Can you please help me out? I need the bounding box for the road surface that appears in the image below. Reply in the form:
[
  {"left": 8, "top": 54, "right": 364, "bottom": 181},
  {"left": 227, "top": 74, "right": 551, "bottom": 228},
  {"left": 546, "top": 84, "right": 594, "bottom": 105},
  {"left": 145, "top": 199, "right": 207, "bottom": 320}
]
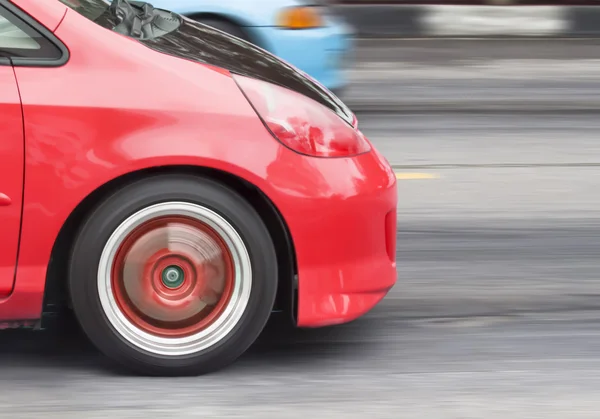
[
  {"left": 346, "top": 39, "right": 600, "bottom": 111},
  {"left": 2, "top": 111, "right": 599, "bottom": 418}
]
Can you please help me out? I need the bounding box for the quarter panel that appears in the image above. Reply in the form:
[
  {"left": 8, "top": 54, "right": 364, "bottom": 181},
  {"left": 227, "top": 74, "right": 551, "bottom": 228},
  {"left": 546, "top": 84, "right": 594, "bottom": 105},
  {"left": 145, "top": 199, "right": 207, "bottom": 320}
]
[{"left": 7, "top": 10, "right": 286, "bottom": 321}]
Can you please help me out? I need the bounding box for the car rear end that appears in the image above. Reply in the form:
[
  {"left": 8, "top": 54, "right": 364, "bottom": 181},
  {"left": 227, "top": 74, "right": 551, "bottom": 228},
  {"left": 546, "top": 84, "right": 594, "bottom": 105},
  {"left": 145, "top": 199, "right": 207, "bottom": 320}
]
[{"left": 230, "top": 73, "right": 397, "bottom": 329}]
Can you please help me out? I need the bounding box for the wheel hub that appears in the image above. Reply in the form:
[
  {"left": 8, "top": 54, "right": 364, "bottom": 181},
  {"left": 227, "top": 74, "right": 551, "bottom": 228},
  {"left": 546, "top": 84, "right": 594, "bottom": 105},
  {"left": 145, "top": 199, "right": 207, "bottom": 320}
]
[
  {"left": 161, "top": 265, "right": 185, "bottom": 289},
  {"left": 109, "top": 215, "right": 236, "bottom": 338},
  {"left": 96, "top": 201, "right": 253, "bottom": 357}
]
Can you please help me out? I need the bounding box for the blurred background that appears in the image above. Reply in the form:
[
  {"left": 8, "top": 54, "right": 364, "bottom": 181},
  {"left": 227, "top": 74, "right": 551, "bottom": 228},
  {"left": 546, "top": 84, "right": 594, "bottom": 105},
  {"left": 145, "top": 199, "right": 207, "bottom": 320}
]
[{"left": 5, "top": 0, "right": 600, "bottom": 417}]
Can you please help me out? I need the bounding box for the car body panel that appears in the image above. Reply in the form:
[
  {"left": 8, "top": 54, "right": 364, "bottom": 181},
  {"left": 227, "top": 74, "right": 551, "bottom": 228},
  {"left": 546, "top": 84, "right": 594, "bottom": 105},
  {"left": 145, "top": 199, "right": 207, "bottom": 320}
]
[
  {"left": 0, "top": 0, "right": 396, "bottom": 329},
  {"left": 0, "top": 67, "right": 24, "bottom": 298},
  {"left": 129, "top": 14, "right": 355, "bottom": 125},
  {"left": 149, "top": 0, "right": 354, "bottom": 91}
]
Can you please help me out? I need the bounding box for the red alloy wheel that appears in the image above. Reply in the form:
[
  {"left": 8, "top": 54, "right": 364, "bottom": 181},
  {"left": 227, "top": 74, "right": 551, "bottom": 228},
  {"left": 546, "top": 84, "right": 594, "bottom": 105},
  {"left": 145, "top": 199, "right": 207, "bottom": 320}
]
[
  {"left": 110, "top": 215, "right": 235, "bottom": 338},
  {"left": 68, "top": 175, "right": 277, "bottom": 376}
]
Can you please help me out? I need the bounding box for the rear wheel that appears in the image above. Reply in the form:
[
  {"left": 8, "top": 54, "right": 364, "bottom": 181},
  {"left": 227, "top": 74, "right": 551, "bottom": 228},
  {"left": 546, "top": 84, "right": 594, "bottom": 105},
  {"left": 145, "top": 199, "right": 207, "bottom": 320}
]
[{"left": 68, "top": 174, "right": 277, "bottom": 376}]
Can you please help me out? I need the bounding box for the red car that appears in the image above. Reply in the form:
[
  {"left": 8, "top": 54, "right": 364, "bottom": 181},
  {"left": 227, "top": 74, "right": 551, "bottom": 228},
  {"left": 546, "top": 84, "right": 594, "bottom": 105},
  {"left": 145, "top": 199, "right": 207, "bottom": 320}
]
[{"left": 0, "top": 0, "right": 397, "bottom": 375}]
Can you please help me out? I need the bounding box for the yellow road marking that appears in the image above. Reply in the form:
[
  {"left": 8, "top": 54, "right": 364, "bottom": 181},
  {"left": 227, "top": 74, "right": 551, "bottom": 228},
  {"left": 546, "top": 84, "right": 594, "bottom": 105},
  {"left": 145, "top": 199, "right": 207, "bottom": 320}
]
[{"left": 395, "top": 172, "right": 439, "bottom": 180}]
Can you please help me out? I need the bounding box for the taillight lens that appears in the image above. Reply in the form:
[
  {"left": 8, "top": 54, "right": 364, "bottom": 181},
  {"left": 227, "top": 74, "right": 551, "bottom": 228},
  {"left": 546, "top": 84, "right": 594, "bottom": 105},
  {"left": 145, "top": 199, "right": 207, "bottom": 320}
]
[{"left": 234, "top": 74, "right": 371, "bottom": 158}]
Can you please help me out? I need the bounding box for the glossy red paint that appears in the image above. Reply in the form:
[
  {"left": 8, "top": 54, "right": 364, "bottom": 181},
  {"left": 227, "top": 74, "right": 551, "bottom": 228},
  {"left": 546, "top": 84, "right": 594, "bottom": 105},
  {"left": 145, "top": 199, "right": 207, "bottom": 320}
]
[
  {"left": 0, "top": 67, "right": 24, "bottom": 298},
  {"left": 0, "top": 0, "right": 397, "bottom": 327},
  {"left": 385, "top": 210, "right": 397, "bottom": 262}
]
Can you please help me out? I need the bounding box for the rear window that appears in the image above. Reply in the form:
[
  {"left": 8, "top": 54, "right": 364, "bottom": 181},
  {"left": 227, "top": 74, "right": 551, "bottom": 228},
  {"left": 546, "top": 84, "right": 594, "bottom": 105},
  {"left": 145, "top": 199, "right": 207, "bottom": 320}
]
[
  {"left": 0, "top": 13, "right": 40, "bottom": 50},
  {"left": 0, "top": 4, "right": 63, "bottom": 61}
]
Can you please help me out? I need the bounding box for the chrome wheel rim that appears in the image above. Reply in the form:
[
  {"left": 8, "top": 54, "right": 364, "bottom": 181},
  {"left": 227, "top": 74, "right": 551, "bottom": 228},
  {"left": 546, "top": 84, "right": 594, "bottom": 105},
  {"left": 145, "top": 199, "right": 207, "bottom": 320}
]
[{"left": 97, "top": 201, "right": 252, "bottom": 356}]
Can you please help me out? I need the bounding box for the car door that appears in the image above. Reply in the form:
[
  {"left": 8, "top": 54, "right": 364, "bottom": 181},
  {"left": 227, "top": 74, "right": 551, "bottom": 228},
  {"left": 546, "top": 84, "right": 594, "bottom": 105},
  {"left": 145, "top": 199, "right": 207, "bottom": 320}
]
[
  {"left": 0, "top": 65, "right": 23, "bottom": 297},
  {"left": 0, "top": 3, "right": 48, "bottom": 296}
]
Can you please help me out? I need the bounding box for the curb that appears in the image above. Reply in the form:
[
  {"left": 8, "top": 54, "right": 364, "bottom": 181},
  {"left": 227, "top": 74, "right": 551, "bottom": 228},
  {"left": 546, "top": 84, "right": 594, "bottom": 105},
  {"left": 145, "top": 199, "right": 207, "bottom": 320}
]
[{"left": 333, "top": 4, "right": 600, "bottom": 38}]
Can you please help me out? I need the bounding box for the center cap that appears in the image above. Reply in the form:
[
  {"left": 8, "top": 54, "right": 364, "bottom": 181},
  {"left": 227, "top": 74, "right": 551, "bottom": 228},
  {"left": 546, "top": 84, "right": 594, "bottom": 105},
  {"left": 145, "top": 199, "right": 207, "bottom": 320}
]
[{"left": 161, "top": 265, "right": 185, "bottom": 289}]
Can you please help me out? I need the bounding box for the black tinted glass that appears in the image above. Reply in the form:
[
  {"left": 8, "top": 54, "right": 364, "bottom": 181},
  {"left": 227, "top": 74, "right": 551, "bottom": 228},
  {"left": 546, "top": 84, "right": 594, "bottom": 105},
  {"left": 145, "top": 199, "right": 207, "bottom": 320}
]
[{"left": 0, "top": 5, "right": 62, "bottom": 60}]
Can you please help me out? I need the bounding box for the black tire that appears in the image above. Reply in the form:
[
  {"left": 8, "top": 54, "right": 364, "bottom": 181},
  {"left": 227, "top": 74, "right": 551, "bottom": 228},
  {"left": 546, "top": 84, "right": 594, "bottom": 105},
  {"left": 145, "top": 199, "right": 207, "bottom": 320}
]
[
  {"left": 193, "top": 17, "right": 250, "bottom": 42},
  {"left": 68, "top": 174, "right": 278, "bottom": 376}
]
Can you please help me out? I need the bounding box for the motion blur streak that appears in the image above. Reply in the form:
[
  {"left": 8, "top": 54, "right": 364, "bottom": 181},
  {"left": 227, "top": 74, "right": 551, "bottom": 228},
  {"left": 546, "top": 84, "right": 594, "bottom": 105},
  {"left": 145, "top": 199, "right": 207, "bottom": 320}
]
[{"left": 4, "top": 38, "right": 600, "bottom": 418}]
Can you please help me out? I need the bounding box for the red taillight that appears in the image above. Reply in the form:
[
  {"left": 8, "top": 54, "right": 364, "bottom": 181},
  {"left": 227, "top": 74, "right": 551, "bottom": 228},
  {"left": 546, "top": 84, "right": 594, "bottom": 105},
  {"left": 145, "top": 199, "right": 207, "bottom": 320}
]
[{"left": 234, "top": 74, "right": 371, "bottom": 158}]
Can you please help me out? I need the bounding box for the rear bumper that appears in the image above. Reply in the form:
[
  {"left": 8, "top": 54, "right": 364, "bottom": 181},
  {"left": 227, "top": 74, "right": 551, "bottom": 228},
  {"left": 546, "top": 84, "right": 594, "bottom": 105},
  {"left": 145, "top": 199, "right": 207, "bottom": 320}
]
[
  {"left": 268, "top": 144, "right": 398, "bottom": 328},
  {"left": 250, "top": 18, "right": 354, "bottom": 91},
  {"left": 297, "top": 238, "right": 397, "bottom": 328}
]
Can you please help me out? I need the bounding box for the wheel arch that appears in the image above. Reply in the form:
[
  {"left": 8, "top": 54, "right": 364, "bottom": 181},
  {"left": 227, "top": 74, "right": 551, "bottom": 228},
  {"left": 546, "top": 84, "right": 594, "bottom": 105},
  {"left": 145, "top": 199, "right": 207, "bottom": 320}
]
[{"left": 41, "top": 165, "right": 298, "bottom": 328}]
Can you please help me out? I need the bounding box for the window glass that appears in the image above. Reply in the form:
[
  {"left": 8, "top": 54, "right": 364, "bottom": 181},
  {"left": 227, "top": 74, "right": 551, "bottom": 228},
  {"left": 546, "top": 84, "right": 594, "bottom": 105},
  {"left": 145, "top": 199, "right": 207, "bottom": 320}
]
[
  {"left": 0, "top": 13, "right": 40, "bottom": 50},
  {"left": 0, "top": 6, "right": 62, "bottom": 61}
]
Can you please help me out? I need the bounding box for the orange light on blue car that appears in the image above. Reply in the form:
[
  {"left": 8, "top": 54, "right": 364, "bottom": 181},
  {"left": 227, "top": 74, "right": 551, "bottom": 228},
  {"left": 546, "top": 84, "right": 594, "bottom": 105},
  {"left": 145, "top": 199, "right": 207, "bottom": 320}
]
[{"left": 276, "top": 6, "right": 323, "bottom": 29}]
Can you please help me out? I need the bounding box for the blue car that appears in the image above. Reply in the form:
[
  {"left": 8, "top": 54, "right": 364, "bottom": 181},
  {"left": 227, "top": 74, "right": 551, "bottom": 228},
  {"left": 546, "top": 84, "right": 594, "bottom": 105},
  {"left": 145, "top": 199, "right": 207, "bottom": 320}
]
[{"left": 148, "top": 0, "right": 354, "bottom": 95}]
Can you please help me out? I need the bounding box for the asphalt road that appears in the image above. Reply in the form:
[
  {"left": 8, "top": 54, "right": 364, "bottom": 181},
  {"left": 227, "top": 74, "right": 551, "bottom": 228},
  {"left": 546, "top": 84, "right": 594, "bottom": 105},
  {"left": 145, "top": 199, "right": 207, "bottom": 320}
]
[
  {"left": 354, "top": 39, "right": 600, "bottom": 63},
  {"left": 2, "top": 111, "right": 600, "bottom": 418},
  {"left": 346, "top": 39, "right": 600, "bottom": 111}
]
